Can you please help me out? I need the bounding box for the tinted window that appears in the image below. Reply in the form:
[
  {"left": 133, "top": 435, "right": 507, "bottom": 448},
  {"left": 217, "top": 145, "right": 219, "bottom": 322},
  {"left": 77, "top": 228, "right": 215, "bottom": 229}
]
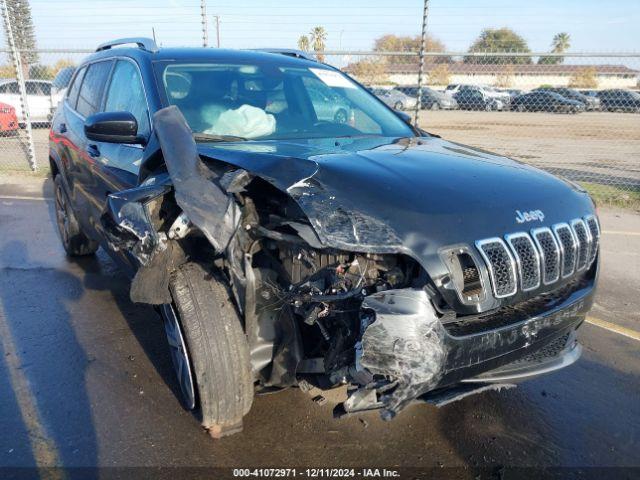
[
  {"left": 0, "top": 82, "right": 19, "bottom": 94},
  {"left": 76, "top": 61, "right": 113, "bottom": 117},
  {"left": 104, "top": 60, "right": 150, "bottom": 137},
  {"left": 66, "top": 66, "right": 86, "bottom": 108},
  {"left": 27, "top": 81, "right": 50, "bottom": 96}
]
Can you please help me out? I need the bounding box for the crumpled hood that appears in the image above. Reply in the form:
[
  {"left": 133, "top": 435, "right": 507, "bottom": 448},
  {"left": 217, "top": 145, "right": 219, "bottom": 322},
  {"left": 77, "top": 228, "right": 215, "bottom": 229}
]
[{"left": 197, "top": 135, "right": 594, "bottom": 275}]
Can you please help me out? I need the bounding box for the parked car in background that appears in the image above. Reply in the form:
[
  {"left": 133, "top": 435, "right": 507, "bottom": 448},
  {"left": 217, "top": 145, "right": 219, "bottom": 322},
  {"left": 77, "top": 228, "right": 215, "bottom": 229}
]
[
  {"left": 506, "top": 89, "right": 524, "bottom": 99},
  {"left": 0, "top": 101, "right": 18, "bottom": 135},
  {"left": 597, "top": 89, "right": 640, "bottom": 113},
  {"left": 445, "top": 84, "right": 510, "bottom": 105},
  {"left": 535, "top": 87, "right": 600, "bottom": 111},
  {"left": 398, "top": 86, "right": 458, "bottom": 110},
  {"left": 0, "top": 79, "right": 53, "bottom": 125},
  {"left": 49, "top": 66, "right": 76, "bottom": 120},
  {"left": 371, "top": 88, "right": 417, "bottom": 110},
  {"left": 454, "top": 87, "right": 504, "bottom": 111},
  {"left": 512, "top": 91, "right": 584, "bottom": 113},
  {"left": 483, "top": 86, "right": 512, "bottom": 106}
]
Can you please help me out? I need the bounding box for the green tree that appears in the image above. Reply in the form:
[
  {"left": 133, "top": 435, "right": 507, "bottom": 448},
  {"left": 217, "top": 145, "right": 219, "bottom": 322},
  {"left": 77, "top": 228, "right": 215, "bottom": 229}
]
[
  {"left": 569, "top": 67, "right": 598, "bottom": 88},
  {"left": 309, "top": 26, "right": 327, "bottom": 62},
  {"left": 538, "top": 32, "right": 571, "bottom": 65},
  {"left": 465, "top": 28, "right": 531, "bottom": 64},
  {"left": 2, "top": 0, "right": 38, "bottom": 77},
  {"left": 297, "top": 35, "right": 310, "bottom": 52},
  {"left": 373, "top": 34, "right": 449, "bottom": 64}
]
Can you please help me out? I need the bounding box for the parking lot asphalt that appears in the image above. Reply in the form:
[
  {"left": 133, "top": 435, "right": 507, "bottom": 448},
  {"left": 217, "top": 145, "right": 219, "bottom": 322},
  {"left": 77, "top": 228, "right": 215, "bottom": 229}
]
[{"left": 0, "top": 177, "right": 639, "bottom": 478}]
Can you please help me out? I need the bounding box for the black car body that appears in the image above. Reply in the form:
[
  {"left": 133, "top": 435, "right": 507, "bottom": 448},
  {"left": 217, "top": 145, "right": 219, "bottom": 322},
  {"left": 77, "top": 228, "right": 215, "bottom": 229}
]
[
  {"left": 453, "top": 86, "right": 504, "bottom": 111},
  {"left": 512, "top": 91, "right": 585, "bottom": 113},
  {"left": 598, "top": 89, "right": 640, "bottom": 113},
  {"left": 535, "top": 87, "right": 600, "bottom": 111},
  {"left": 49, "top": 39, "right": 599, "bottom": 437}
]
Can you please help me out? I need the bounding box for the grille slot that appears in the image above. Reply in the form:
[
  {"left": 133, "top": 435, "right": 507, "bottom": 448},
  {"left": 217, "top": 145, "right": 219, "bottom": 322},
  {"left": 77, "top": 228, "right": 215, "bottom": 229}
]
[
  {"left": 571, "top": 219, "right": 591, "bottom": 271},
  {"left": 585, "top": 215, "right": 600, "bottom": 266},
  {"left": 531, "top": 227, "right": 560, "bottom": 285},
  {"left": 553, "top": 223, "right": 577, "bottom": 278},
  {"left": 475, "top": 238, "right": 517, "bottom": 298},
  {"left": 505, "top": 233, "right": 541, "bottom": 291}
]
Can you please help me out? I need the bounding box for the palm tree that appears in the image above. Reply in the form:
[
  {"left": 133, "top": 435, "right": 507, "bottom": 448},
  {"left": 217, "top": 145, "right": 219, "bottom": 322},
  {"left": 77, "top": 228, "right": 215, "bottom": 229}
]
[
  {"left": 538, "top": 32, "right": 571, "bottom": 65},
  {"left": 297, "top": 35, "right": 310, "bottom": 52},
  {"left": 309, "top": 26, "right": 327, "bottom": 62},
  {"left": 551, "top": 32, "right": 571, "bottom": 53}
]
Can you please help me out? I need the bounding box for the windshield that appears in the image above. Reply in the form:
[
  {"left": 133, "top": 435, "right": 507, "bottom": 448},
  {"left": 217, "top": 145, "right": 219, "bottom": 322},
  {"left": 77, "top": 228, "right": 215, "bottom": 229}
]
[{"left": 156, "top": 61, "right": 415, "bottom": 141}]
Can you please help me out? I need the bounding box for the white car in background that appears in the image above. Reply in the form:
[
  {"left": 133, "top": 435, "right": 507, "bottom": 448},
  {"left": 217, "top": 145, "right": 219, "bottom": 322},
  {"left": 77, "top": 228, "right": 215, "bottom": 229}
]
[
  {"left": 371, "top": 88, "right": 418, "bottom": 110},
  {"left": 0, "top": 79, "right": 53, "bottom": 126}
]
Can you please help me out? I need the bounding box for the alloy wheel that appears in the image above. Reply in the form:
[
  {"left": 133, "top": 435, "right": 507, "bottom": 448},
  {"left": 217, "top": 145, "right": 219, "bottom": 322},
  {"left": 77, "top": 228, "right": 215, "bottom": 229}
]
[{"left": 162, "top": 303, "right": 197, "bottom": 410}]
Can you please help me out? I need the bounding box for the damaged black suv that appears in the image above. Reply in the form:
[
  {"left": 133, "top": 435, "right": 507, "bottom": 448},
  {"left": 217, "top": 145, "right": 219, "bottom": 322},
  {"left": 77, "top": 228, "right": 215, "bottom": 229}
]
[{"left": 49, "top": 38, "right": 600, "bottom": 437}]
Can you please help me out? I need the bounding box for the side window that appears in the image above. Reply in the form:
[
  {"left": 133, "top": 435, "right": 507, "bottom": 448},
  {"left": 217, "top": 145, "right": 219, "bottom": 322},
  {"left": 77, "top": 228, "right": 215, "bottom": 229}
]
[
  {"left": 0, "top": 82, "right": 19, "bottom": 94},
  {"left": 76, "top": 61, "right": 113, "bottom": 117},
  {"left": 67, "top": 66, "right": 86, "bottom": 108},
  {"left": 104, "top": 60, "right": 150, "bottom": 137}
]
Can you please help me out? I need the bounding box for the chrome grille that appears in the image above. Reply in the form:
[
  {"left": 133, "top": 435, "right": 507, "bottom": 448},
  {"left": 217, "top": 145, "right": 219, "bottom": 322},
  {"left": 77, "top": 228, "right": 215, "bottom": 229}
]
[
  {"left": 553, "top": 223, "right": 577, "bottom": 278},
  {"left": 571, "top": 219, "right": 591, "bottom": 271},
  {"left": 505, "top": 233, "right": 540, "bottom": 291},
  {"left": 531, "top": 227, "right": 560, "bottom": 285},
  {"left": 475, "top": 238, "right": 517, "bottom": 298},
  {"left": 585, "top": 215, "right": 600, "bottom": 265},
  {"left": 471, "top": 215, "right": 598, "bottom": 301}
]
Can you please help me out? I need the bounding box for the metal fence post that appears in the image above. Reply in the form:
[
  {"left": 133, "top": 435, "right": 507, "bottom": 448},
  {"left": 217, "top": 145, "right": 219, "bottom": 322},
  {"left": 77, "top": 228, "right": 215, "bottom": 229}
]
[
  {"left": 414, "top": 0, "right": 430, "bottom": 127},
  {"left": 1, "top": 0, "right": 37, "bottom": 171}
]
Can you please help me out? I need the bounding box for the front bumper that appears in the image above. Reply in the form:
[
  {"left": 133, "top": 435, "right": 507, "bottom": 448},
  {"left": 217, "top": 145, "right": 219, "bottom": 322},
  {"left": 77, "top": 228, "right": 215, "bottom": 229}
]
[{"left": 351, "top": 276, "right": 594, "bottom": 417}]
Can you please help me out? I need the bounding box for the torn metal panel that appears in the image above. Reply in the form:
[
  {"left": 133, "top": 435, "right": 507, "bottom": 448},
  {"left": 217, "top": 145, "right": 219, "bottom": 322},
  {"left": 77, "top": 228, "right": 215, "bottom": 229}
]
[
  {"left": 153, "top": 106, "right": 241, "bottom": 253},
  {"left": 360, "top": 288, "right": 447, "bottom": 418}
]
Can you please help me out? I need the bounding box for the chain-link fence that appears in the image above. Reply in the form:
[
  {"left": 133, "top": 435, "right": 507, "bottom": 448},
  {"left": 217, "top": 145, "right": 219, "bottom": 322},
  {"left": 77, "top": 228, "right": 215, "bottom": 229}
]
[{"left": 0, "top": 47, "right": 639, "bottom": 205}]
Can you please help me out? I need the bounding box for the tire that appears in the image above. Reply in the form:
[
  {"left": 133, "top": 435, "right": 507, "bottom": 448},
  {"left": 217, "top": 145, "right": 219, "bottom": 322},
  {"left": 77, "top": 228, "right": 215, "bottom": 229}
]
[
  {"left": 168, "top": 262, "right": 253, "bottom": 438},
  {"left": 333, "top": 109, "right": 347, "bottom": 124},
  {"left": 394, "top": 101, "right": 404, "bottom": 110},
  {"left": 485, "top": 103, "right": 493, "bottom": 112},
  {"left": 516, "top": 104, "right": 525, "bottom": 112},
  {"left": 430, "top": 102, "right": 440, "bottom": 111},
  {"left": 53, "top": 175, "right": 99, "bottom": 256}
]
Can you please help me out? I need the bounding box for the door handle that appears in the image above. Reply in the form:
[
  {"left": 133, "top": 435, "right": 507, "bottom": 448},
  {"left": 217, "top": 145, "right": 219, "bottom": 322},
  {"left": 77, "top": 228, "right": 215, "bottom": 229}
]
[
  {"left": 86, "top": 144, "right": 100, "bottom": 158},
  {"left": 58, "top": 122, "right": 67, "bottom": 134}
]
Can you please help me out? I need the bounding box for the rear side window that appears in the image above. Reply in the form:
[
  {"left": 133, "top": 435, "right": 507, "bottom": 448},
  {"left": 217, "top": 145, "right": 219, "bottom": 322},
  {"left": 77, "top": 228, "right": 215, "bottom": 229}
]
[
  {"left": 66, "top": 66, "right": 86, "bottom": 108},
  {"left": 76, "top": 60, "right": 113, "bottom": 117},
  {"left": 104, "top": 60, "right": 150, "bottom": 137}
]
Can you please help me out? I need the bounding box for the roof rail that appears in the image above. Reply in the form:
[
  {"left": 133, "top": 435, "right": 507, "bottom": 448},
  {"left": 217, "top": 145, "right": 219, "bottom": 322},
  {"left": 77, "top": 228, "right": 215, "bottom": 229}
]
[
  {"left": 96, "top": 37, "right": 159, "bottom": 53},
  {"left": 250, "top": 48, "right": 317, "bottom": 62}
]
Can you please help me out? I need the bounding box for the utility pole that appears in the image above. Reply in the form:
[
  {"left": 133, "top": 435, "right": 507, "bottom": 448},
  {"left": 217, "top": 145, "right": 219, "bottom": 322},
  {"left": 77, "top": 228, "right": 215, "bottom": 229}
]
[
  {"left": 200, "top": 0, "right": 208, "bottom": 47},
  {"left": 0, "top": 0, "right": 36, "bottom": 170},
  {"left": 213, "top": 14, "right": 220, "bottom": 47},
  {"left": 414, "top": 0, "right": 430, "bottom": 127}
]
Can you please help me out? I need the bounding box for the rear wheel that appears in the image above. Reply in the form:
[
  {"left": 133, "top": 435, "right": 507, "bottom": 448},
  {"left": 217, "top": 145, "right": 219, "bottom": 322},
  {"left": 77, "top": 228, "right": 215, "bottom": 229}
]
[
  {"left": 53, "top": 175, "right": 98, "bottom": 256},
  {"left": 167, "top": 262, "right": 254, "bottom": 438},
  {"left": 516, "top": 104, "right": 526, "bottom": 112}
]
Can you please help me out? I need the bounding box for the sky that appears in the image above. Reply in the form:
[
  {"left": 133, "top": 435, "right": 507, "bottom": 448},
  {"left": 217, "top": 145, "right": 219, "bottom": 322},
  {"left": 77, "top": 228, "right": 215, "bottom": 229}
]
[{"left": 4, "top": 0, "right": 640, "bottom": 56}]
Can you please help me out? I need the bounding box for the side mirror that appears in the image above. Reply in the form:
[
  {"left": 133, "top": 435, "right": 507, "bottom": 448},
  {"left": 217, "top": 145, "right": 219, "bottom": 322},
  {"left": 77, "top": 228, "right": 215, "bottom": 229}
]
[
  {"left": 394, "top": 109, "right": 413, "bottom": 125},
  {"left": 84, "top": 111, "right": 141, "bottom": 144}
]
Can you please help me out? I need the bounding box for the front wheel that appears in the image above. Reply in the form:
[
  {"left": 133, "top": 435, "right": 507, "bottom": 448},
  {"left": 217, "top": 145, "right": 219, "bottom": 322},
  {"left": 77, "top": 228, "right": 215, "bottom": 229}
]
[
  {"left": 167, "top": 263, "right": 254, "bottom": 438},
  {"left": 394, "top": 101, "right": 404, "bottom": 110}
]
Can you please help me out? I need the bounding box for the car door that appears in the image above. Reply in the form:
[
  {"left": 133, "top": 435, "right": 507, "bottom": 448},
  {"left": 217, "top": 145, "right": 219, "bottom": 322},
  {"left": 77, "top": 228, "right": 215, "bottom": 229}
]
[{"left": 66, "top": 59, "right": 115, "bottom": 235}]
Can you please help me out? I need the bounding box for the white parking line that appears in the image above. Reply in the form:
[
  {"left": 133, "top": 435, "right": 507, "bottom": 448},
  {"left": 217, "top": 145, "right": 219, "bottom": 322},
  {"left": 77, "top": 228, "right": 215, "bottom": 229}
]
[{"left": 0, "top": 195, "right": 51, "bottom": 201}]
